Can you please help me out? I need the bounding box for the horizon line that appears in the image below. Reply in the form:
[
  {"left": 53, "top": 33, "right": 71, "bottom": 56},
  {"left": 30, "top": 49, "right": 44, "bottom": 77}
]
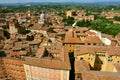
[{"left": 0, "top": 1, "right": 120, "bottom": 4}]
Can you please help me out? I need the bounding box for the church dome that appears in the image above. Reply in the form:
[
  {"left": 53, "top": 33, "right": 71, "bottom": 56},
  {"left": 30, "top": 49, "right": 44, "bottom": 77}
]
[{"left": 40, "top": 12, "right": 45, "bottom": 19}]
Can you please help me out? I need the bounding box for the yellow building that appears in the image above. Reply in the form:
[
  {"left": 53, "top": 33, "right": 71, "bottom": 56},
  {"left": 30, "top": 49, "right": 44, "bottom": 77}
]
[{"left": 74, "top": 45, "right": 120, "bottom": 72}]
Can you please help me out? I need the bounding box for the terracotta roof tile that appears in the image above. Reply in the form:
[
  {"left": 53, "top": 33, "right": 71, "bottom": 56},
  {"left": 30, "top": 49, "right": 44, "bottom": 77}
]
[
  {"left": 75, "top": 60, "right": 90, "bottom": 73},
  {"left": 36, "top": 46, "right": 45, "bottom": 58},
  {"left": 28, "top": 40, "right": 41, "bottom": 45},
  {"left": 82, "top": 71, "right": 120, "bottom": 80},
  {"left": 82, "top": 71, "right": 99, "bottom": 80},
  {"left": 74, "top": 45, "right": 120, "bottom": 56},
  {"left": 86, "top": 36, "right": 103, "bottom": 44},
  {"left": 64, "top": 28, "right": 80, "bottom": 43},
  {"left": 24, "top": 47, "right": 71, "bottom": 70}
]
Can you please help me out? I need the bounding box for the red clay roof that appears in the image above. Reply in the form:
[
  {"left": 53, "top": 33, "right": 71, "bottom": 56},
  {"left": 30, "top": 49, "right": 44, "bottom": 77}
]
[
  {"left": 82, "top": 71, "right": 120, "bottom": 80},
  {"left": 75, "top": 60, "right": 90, "bottom": 73},
  {"left": 87, "top": 36, "right": 103, "bottom": 43},
  {"left": 64, "top": 28, "right": 81, "bottom": 43},
  {"left": 24, "top": 46, "right": 71, "bottom": 70},
  {"left": 74, "top": 45, "right": 120, "bottom": 56},
  {"left": 64, "top": 28, "right": 103, "bottom": 44}
]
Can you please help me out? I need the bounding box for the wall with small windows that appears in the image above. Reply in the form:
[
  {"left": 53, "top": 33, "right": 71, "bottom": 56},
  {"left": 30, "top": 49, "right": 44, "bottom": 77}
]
[
  {"left": 1, "top": 58, "right": 26, "bottom": 80},
  {"left": 102, "top": 59, "right": 114, "bottom": 72},
  {"left": 0, "top": 58, "right": 6, "bottom": 79},
  {"left": 111, "top": 56, "right": 120, "bottom": 63},
  {"left": 75, "top": 54, "right": 96, "bottom": 68},
  {"left": 100, "top": 55, "right": 120, "bottom": 72},
  {"left": 75, "top": 52, "right": 120, "bottom": 72},
  {"left": 24, "top": 64, "right": 70, "bottom": 80},
  {"left": 95, "top": 54, "right": 120, "bottom": 72},
  {"left": 24, "top": 64, "right": 32, "bottom": 80}
]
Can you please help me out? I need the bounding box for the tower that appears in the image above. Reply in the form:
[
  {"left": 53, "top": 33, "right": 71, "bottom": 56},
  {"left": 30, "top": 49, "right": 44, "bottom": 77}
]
[
  {"left": 9, "top": 22, "right": 17, "bottom": 34},
  {"left": 40, "top": 12, "right": 45, "bottom": 20},
  {"left": 27, "top": 10, "right": 31, "bottom": 17},
  {"left": 38, "top": 12, "right": 45, "bottom": 25}
]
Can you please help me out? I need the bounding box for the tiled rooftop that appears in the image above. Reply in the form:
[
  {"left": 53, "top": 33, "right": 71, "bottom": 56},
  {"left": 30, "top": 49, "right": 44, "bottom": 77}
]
[{"left": 74, "top": 45, "right": 120, "bottom": 56}]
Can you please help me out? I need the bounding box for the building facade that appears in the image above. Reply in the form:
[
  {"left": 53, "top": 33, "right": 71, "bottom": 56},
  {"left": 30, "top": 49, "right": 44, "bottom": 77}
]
[
  {"left": 24, "top": 46, "right": 71, "bottom": 80},
  {"left": 24, "top": 64, "right": 69, "bottom": 80},
  {"left": 0, "top": 58, "right": 6, "bottom": 79},
  {"left": 74, "top": 45, "right": 120, "bottom": 72},
  {"left": 1, "top": 58, "right": 26, "bottom": 80},
  {"left": 9, "top": 22, "right": 17, "bottom": 34}
]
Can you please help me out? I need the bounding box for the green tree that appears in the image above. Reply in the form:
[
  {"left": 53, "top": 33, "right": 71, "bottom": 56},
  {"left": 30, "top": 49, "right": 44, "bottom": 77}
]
[
  {"left": 18, "top": 26, "right": 31, "bottom": 35},
  {"left": 3, "top": 31, "right": 10, "bottom": 39},
  {"left": 62, "top": 16, "right": 75, "bottom": 26},
  {"left": 0, "top": 51, "right": 6, "bottom": 57},
  {"left": 26, "top": 35, "right": 34, "bottom": 41},
  {"left": 114, "top": 16, "right": 120, "bottom": 21},
  {"left": 76, "top": 20, "right": 91, "bottom": 27},
  {"left": 90, "top": 17, "right": 120, "bottom": 36}
]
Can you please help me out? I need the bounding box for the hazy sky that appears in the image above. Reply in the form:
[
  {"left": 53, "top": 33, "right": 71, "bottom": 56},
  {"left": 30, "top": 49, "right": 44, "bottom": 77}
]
[{"left": 0, "top": 0, "right": 120, "bottom": 3}]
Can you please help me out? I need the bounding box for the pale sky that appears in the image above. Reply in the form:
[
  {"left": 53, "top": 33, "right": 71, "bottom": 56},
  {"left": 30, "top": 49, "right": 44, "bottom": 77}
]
[{"left": 0, "top": 0, "right": 120, "bottom": 3}]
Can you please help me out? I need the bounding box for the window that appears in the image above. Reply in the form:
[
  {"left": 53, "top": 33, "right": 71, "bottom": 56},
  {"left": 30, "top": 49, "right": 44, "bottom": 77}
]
[
  {"left": 93, "top": 43, "right": 96, "bottom": 45},
  {"left": 83, "top": 30, "right": 86, "bottom": 33},
  {"left": 70, "top": 45, "right": 72, "bottom": 47},
  {"left": 76, "top": 74, "right": 81, "bottom": 78},
  {"left": 108, "top": 59, "right": 113, "bottom": 62},
  {"left": 87, "top": 43, "right": 91, "bottom": 45},
  {"left": 96, "top": 54, "right": 105, "bottom": 57},
  {"left": 76, "top": 31, "right": 80, "bottom": 33},
  {"left": 80, "top": 57, "right": 83, "bottom": 60}
]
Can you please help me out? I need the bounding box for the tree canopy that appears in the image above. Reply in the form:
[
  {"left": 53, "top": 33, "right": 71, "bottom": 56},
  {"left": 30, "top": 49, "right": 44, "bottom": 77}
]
[
  {"left": 0, "top": 51, "right": 6, "bottom": 57},
  {"left": 62, "top": 16, "right": 75, "bottom": 26}
]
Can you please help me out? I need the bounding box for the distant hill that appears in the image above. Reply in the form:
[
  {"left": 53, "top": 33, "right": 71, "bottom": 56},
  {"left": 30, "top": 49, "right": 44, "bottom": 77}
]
[
  {"left": 0, "top": 1, "right": 120, "bottom": 6},
  {"left": 92, "top": 1, "right": 120, "bottom": 6}
]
